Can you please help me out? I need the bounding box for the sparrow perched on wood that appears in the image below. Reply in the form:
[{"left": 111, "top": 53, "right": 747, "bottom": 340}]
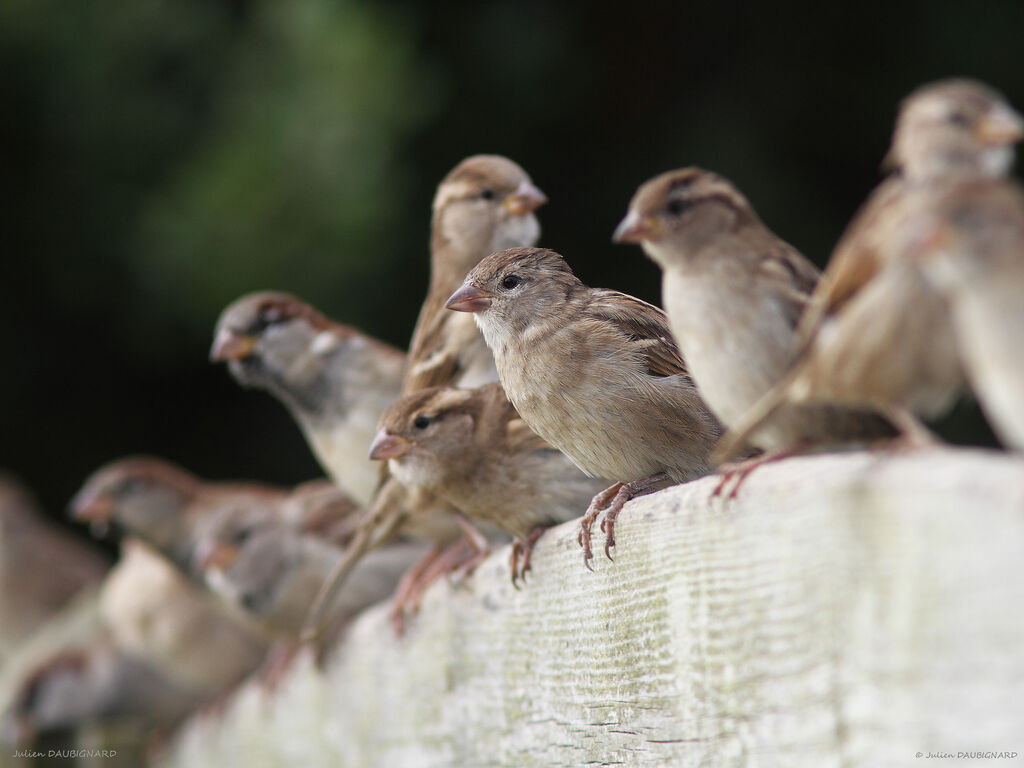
[
  {"left": 445, "top": 247, "right": 721, "bottom": 565},
  {"left": 192, "top": 500, "right": 426, "bottom": 641},
  {"left": 97, "top": 539, "right": 267, "bottom": 696},
  {"left": 70, "top": 456, "right": 290, "bottom": 574},
  {"left": 916, "top": 178, "right": 1024, "bottom": 450},
  {"left": 211, "top": 292, "right": 406, "bottom": 507},
  {"left": 1, "top": 640, "right": 198, "bottom": 748},
  {"left": 1, "top": 475, "right": 108, "bottom": 660},
  {"left": 613, "top": 168, "right": 894, "bottom": 489},
  {"left": 308, "top": 156, "right": 545, "bottom": 633},
  {"left": 714, "top": 79, "right": 1024, "bottom": 460},
  {"left": 1, "top": 539, "right": 265, "bottom": 747},
  {"left": 369, "top": 383, "right": 608, "bottom": 582},
  {"left": 404, "top": 154, "right": 547, "bottom": 394}
]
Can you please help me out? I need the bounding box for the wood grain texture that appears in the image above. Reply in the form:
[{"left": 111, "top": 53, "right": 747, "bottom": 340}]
[{"left": 159, "top": 448, "right": 1024, "bottom": 768}]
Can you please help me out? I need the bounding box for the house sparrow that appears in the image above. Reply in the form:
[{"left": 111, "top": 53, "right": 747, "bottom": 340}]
[
  {"left": 404, "top": 154, "right": 546, "bottom": 394},
  {"left": 445, "top": 247, "right": 722, "bottom": 565},
  {"left": 192, "top": 506, "right": 426, "bottom": 641},
  {"left": 97, "top": 539, "right": 267, "bottom": 696},
  {"left": 1, "top": 640, "right": 198, "bottom": 747},
  {"left": 613, "top": 168, "right": 895, "bottom": 490},
  {"left": 70, "top": 456, "right": 290, "bottom": 575},
  {"left": 369, "top": 383, "right": 607, "bottom": 582},
  {"left": 307, "top": 156, "right": 545, "bottom": 632},
  {"left": 1, "top": 475, "right": 108, "bottom": 659},
  {"left": 714, "top": 79, "right": 1024, "bottom": 460},
  {"left": 917, "top": 178, "right": 1024, "bottom": 450},
  {"left": 211, "top": 292, "right": 406, "bottom": 507}
]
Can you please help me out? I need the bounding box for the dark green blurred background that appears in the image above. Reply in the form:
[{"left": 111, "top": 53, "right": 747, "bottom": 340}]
[{"left": 3, "top": 0, "right": 1023, "bottom": 519}]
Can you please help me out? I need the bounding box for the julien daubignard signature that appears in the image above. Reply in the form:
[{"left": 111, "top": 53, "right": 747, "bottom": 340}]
[
  {"left": 11, "top": 749, "right": 117, "bottom": 759},
  {"left": 916, "top": 751, "right": 1018, "bottom": 759}
]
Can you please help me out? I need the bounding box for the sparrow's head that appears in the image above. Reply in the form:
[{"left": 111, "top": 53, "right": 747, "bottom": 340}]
[
  {"left": 281, "top": 480, "right": 360, "bottom": 538},
  {"left": 2, "top": 650, "right": 94, "bottom": 746},
  {"left": 444, "top": 247, "right": 582, "bottom": 350},
  {"left": 613, "top": 167, "right": 759, "bottom": 265},
  {"left": 432, "top": 155, "right": 546, "bottom": 272},
  {"left": 890, "top": 79, "right": 1023, "bottom": 180},
  {"left": 190, "top": 503, "right": 276, "bottom": 580},
  {"left": 70, "top": 457, "right": 198, "bottom": 547},
  {"left": 210, "top": 292, "right": 341, "bottom": 393},
  {"left": 369, "top": 385, "right": 501, "bottom": 490}
]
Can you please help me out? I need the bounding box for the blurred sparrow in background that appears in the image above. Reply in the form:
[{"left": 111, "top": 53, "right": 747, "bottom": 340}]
[
  {"left": 713, "top": 78, "right": 1024, "bottom": 460},
  {"left": 614, "top": 168, "right": 893, "bottom": 494},
  {"left": 212, "top": 292, "right": 406, "bottom": 507}
]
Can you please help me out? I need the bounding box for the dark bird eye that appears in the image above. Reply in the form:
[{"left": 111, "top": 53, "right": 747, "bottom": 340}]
[
  {"left": 119, "top": 478, "right": 144, "bottom": 494},
  {"left": 948, "top": 111, "right": 971, "bottom": 128},
  {"left": 255, "top": 306, "right": 286, "bottom": 332},
  {"left": 413, "top": 415, "right": 431, "bottom": 430},
  {"left": 233, "top": 527, "right": 253, "bottom": 545},
  {"left": 501, "top": 274, "right": 523, "bottom": 290},
  {"left": 666, "top": 198, "right": 690, "bottom": 216},
  {"left": 479, "top": 188, "right": 495, "bottom": 200}
]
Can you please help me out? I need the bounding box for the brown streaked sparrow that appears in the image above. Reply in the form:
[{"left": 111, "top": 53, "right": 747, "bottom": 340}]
[
  {"left": 404, "top": 154, "right": 547, "bottom": 394},
  {"left": 70, "top": 456, "right": 290, "bottom": 575},
  {"left": 715, "top": 79, "right": 1024, "bottom": 460},
  {"left": 192, "top": 501, "right": 426, "bottom": 641},
  {"left": 445, "top": 246, "right": 722, "bottom": 566},
  {"left": 614, "top": 167, "right": 894, "bottom": 489},
  {"left": 211, "top": 292, "right": 406, "bottom": 507},
  {"left": 370, "top": 383, "right": 608, "bottom": 582}
]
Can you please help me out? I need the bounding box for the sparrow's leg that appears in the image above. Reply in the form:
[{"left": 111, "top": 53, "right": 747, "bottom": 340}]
[
  {"left": 511, "top": 525, "right": 547, "bottom": 587},
  {"left": 578, "top": 482, "right": 624, "bottom": 568},
  {"left": 710, "top": 445, "right": 806, "bottom": 501},
  {"left": 389, "top": 542, "right": 444, "bottom": 635},
  {"left": 599, "top": 472, "right": 669, "bottom": 560}
]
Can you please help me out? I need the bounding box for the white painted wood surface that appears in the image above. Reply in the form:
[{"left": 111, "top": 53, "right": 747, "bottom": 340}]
[{"left": 159, "top": 448, "right": 1024, "bottom": 768}]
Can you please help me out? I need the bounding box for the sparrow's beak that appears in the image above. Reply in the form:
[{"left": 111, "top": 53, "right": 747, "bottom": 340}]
[
  {"left": 210, "top": 328, "right": 256, "bottom": 362},
  {"left": 368, "top": 429, "right": 410, "bottom": 461},
  {"left": 69, "top": 489, "right": 113, "bottom": 523},
  {"left": 194, "top": 541, "right": 238, "bottom": 573},
  {"left": 503, "top": 180, "right": 547, "bottom": 215},
  {"left": 445, "top": 283, "right": 493, "bottom": 313},
  {"left": 975, "top": 104, "right": 1024, "bottom": 146},
  {"left": 613, "top": 210, "right": 661, "bottom": 243}
]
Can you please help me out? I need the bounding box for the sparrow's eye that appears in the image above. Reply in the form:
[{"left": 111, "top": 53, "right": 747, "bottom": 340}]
[
  {"left": 233, "top": 527, "right": 253, "bottom": 546},
  {"left": 501, "top": 274, "right": 523, "bottom": 290},
  {"left": 479, "top": 188, "right": 495, "bottom": 201},
  {"left": 119, "top": 477, "right": 145, "bottom": 495},
  {"left": 666, "top": 198, "right": 690, "bottom": 216},
  {"left": 947, "top": 110, "right": 972, "bottom": 128},
  {"left": 413, "top": 415, "right": 431, "bottom": 430}
]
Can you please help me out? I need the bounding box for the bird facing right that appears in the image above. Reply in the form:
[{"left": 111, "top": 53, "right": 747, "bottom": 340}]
[{"left": 445, "top": 246, "right": 722, "bottom": 565}]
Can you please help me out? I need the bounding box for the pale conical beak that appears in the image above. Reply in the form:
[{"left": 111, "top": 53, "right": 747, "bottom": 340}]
[
  {"left": 976, "top": 104, "right": 1024, "bottom": 146},
  {"left": 613, "top": 210, "right": 660, "bottom": 243},
  {"left": 445, "top": 283, "right": 493, "bottom": 313},
  {"left": 368, "top": 429, "right": 410, "bottom": 461},
  {"left": 193, "top": 541, "right": 239, "bottom": 573},
  {"left": 503, "top": 180, "right": 548, "bottom": 215},
  {"left": 210, "top": 328, "right": 256, "bottom": 362}
]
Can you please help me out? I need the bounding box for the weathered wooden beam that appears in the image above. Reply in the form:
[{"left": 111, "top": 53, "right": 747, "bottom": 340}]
[{"left": 160, "top": 448, "right": 1024, "bottom": 768}]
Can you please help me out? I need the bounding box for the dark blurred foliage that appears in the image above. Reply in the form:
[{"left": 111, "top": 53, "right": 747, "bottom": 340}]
[{"left": 2, "top": 0, "right": 1022, "bottom": 521}]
